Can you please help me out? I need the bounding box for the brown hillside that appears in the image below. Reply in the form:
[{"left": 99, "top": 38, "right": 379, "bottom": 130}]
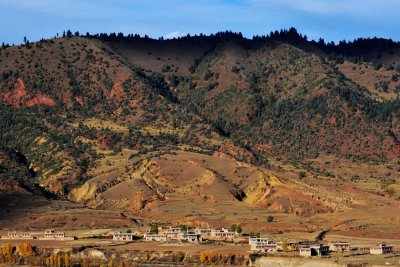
[{"left": 1, "top": 33, "right": 400, "bottom": 235}]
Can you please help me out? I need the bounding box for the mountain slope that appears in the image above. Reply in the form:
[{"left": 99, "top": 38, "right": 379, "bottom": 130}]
[{"left": 1, "top": 31, "right": 400, "bottom": 229}]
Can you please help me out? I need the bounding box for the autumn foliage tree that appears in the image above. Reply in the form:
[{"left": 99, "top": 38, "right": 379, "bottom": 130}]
[
  {"left": 17, "top": 243, "right": 34, "bottom": 256},
  {"left": 199, "top": 251, "right": 219, "bottom": 264},
  {"left": 1, "top": 243, "right": 13, "bottom": 255},
  {"left": 64, "top": 254, "right": 71, "bottom": 267}
]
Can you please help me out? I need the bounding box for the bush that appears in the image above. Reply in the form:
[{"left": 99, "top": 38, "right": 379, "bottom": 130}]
[
  {"left": 267, "top": 215, "right": 274, "bottom": 223},
  {"left": 299, "top": 171, "right": 307, "bottom": 179},
  {"left": 204, "top": 69, "right": 213, "bottom": 81},
  {"left": 150, "top": 224, "right": 158, "bottom": 234},
  {"left": 231, "top": 65, "right": 240, "bottom": 73}
]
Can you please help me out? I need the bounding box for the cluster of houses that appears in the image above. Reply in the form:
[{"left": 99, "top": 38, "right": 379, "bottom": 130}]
[
  {"left": 2, "top": 226, "right": 395, "bottom": 259},
  {"left": 0, "top": 229, "right": 75, "bottom": 241},
  {"left": 249, "top": 237, "right": 394, "bottom": 257},
  {"left": 113, "top": 226, "right": 238, "bottom": 244},
  {"left": 112, "top": 226, "right": 397, "bottom": 258}
]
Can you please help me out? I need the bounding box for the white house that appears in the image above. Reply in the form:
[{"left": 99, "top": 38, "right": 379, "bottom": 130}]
[
  {"left": 180, "top": 233, "right": 202, "bottom": 243},
  {"left": 194, "top": 228, "right": 213, "bottom": 237},
  {"left": 299, "top": 244, "right": 329, "bottom": 257},
  {"left": 211, "top": 228, "right": 236, "bottom": 239},
  {"left": 370, "top": 244, "right": 393, "bottom": 255},
  {"left": 3, "top": 231, "right": 33, "bottom": 240},
  {"left": 144, "top": 233, "right": 167, "bottom": 242},
  {"left": 249, "top": 237, "right": 277, "bottom": 252},
  {"left": 161, "top": 227, "right": 182, "bottom": 239},
  {"left": 44, "top": 229, "right": 65, "bottom": 239},
  {"left": 329, "top": 242, "right": 350, "bottom": 252},
  {"left": 113, "top": 232, "right": 133, "bottom": 241}
]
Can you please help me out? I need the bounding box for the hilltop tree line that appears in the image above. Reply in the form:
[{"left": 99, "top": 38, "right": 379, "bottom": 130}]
[{"left": 2, "top": 27, "right": 398, "bottom": 58}]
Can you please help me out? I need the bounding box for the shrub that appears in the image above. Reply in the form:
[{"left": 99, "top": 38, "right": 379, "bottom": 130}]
[
  {"left": 204, "top": 69, "right": 213, "bottom": 80},
  {"left": 299, "top": 171, "right": 307, "bottom": 179}
]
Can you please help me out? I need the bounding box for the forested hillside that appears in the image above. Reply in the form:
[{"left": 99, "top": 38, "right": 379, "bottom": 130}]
[{"left": 1, "top": 28, "right": 400, "bottom": 205}]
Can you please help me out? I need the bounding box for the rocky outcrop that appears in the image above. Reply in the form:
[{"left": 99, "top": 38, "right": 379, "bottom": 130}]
[{"left": 2, "top": 78, "right": 55, "bottom": 107}]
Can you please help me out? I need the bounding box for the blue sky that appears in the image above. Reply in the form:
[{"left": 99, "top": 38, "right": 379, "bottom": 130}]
[{"left": 0, "top": 0, "right": 399, "bottom": 45}]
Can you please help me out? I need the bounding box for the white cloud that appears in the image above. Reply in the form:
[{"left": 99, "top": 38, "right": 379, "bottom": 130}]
[
  {"left": 247, "top": 0, "right": 399, "bottom": 18},
  {"left": 164, "top": 31, "right": 185, "bottom": 39}
]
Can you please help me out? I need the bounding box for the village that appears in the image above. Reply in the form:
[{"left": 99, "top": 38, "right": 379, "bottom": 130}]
[{"left": 1, "top": 225, "right": 397, "bottom": 260}]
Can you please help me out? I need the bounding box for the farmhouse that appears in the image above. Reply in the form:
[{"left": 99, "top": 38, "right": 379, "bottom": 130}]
[
  {"left": 144, "top": 231, "right": 201, "bottom": 243},
  {"left": 211, "top": 228, "right": 236, "bottom": 239},
  {"left": 44, "top": 229, "right": 65, "bottom": 239},
  {"left": 4, "top": 231, "right": 33, "bottom": 240},
  {"left": 370, "top": 244, "right": 393, "bottom": 255},
  {"left": 299, "top": 244, "right": 330, "bottom": 257},
  {"left": 180, "top": 232, "right": 202, "bottom": 243},
  {"left": 144, "top": 233, "right": 167, "bottom": 242},
  {"left": 194, "top": 228, "right": 213, "bottom": 237},
  {"left": 37, "top": 229, "right": 74, "bottom": 241},
  {"left": 113, "top": 232, "right": 133, "bottom": 241},
  {"left": 299, "top": 246, "right": 312, "bottom": 257},
  {"left": 161, "top": 227, "right": 182, "bottom": 239},
  {"left": 249, "top": 237, "right": 273, "bottom": 250},
  {"left": 252, "top": 243, "right": 277, "bottom": 253},
  {"left": 329, "top": 241, "right": 350, "bottom": 252}
]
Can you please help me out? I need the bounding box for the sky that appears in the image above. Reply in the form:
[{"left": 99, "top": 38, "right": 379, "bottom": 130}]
[{"left": 0, "top": 0, "right": 399, "bottom": 45}]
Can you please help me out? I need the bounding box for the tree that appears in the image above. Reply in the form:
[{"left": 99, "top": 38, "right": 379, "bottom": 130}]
[
  {"left": 150, "top": 223, "right": 159, "bottom": 234},
  {"left": 49, "top": 254, "right": 55, "bottom": 267},
  {"left": 1, "top": 243, "right": 12, "bottom": 255},
  {"left": 231, "top": 65, "right": 240, "bottom": 73},
  {"left": 204, "top": 69, "right": 214, "bottom": 81},
  {"left": 180, "top": 225, "right": 188, "bottom": 232},
  {"left": 208, "top": 251, "right": 218, "bottom": 263},
  {"left": 126, "top": 228, "right": 132, "bottom": 233},
  {"left": 64, "top": 254, "right": 71, "bottom": 267},
  {"left": 199, "top": 251, "right": 208, "bottom": 263},
  {"left": 17, "top": 243, "right": 33, "bottom": 256},
  {"left": 249, "top": 232, "right": 260, "bottom": 238},
  {"left": 299, "top": 171, "right": 306, "bottom": 179},
  {"left": 236, "top": 225, "right": 242, "bottom": 234},
  {"left": 56, "top": 254, "right": 62, "bottom": 267},
  {"left": 267, "top": 215, "right": 274, "bottom": 223}
]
